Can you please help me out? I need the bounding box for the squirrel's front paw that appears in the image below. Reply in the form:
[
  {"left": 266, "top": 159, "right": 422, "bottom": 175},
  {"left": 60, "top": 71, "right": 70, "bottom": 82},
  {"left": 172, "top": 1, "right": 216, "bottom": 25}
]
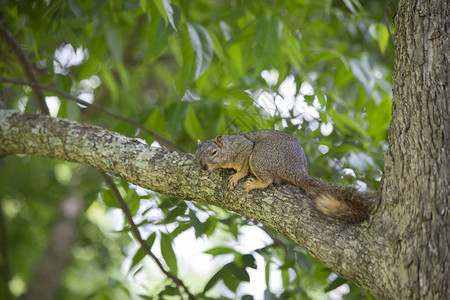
[{"left": 228, "top": 174, "right": 240, "bottom": 190}]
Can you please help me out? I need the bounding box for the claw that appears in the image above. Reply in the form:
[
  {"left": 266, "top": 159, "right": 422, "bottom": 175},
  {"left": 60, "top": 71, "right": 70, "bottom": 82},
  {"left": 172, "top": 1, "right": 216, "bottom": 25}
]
[
  {"left": 228, "top": 174, "right": 238, "bottom": 190},
  {"left": 244, "top": 178, "right": 255, "bottom": 193}
]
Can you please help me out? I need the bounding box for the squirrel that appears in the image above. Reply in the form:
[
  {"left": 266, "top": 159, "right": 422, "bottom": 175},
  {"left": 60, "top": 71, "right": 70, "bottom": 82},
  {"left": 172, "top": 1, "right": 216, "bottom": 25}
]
[{"left": 195, "top": 130, "right": 371, "bottom": 223}]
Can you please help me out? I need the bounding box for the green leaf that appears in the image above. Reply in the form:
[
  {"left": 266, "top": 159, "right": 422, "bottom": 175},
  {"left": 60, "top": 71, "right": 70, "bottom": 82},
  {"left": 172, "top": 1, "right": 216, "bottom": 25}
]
[
  {"left": 208, "top": 29, "right": 226, "bottom": 61},
  {"left": 253, "top": 15, "right": 282, "bottom": 71},
  {"left": 100, "top": 64, "right": 119, "bottom": 102},
  {"left": 129, "top": 233, "right": 156, "bottom": 273},
  {"left": 189, "top": 210, "right": 204, "bottom": 238},
  {"left": 160, "top": 233, "right": 178, "bottom": 275},
  {"left": 175, "top": 27, "right": 196, "bottom": 92},
  {"left": 329, "top": 109, "right": 368, "bottom": 138},
  {"left": 97, "top": 292, "right": 110, "bottom": 300},
  {"left": 56, "top": 74, "right": 72, "bottom": 94},
  {"left": 304, "top": 95, "right": 315, "bottom": 106},
  {"left": 187, "top": 22, "right": 214, "bottom": 80},
  {"left": 183, "top": 106, "right": 203, "bottom": 141},
  {"left": 164, "top": 206, "right": 187, "bottom": 223},
  {"left": 354, "top": 87, "right": 367, "bottom": 111},
  {"left": 205, "top": 247, "right": 237, "bottom": 256},
  {"left": 159, "top": 197, "right": 179, "bottom": 210},
  {"left": 144, "top": 109, "right": 168, "bottom": 145},
  {"left": 68, "top": 0, "right": 85, "bottom": 18},
  {"left": 127, "top": 192, "right": 140, "bottom": 216},
  {"left": 152, "top": 0, "right": 177, "bottom": 30},
  {"left": 376, "top": 24, "right": 390, "bottom": 54},
  {"left": 203, "top": 216, "right": 218, "bottom": 237},
  {"left": 227, "top": 43, "right": 244, "bottom": 78},
  {"left": 349, "top": 58, "right": 375, "bottom": 96},
  {"left": 264, "top": 290, "right": 277, "bottom": 300},
  {"left": 230, "top": 263, "right": 250, "bottom": 282},
  {"left": 242, "top": 254, "right": 257, "bottom": 269},
  {"left": 265, "top": 260, "right": 271, "bottom": 289},
  {"left": 170, "top": 221, "right": 191, "bottom": 238},
  {"left": 105, "top": 27, "right": 123, "bottom": 62},
  {"left": 120, "top": 285, "right": 131, "bottom": 297},
  {"left": 101, "top": 189, "right": 120, "bottom": 208},
  {"left": 296, "top": 252, "right": 313, "bottom": 273},
  {"left": 147, "top": 17, "right": 172, "bottom": 62},
  {"left": 222, "top": 264, "right": 241, "bottom": 292},
  {"left": 317, "top": 94, "right": 326, "bottom": 107},
  {"left": 147, "top": 5, "right": 180, "bottom": 62},
  {"left": 78, "top": 58, "right": 101, "bottom": 79},
  {"left": 139, "top": 0, "right": 147, "bottom": 11},
  {"left": 367, "top": 97, "right": 391, "bottom": 143},
  {"left": 158, "top": 285, "right": 179, "bottom": 296},
  {"left": 324, "top": 276, "right": 347, "bottom": 292},
  {"left": 203, "top": 266, "right": 226, "bottom": 293},
  {"left": 342, "top": 0, "right": 360, "bottom": 15},
  {"left": 281, "top": 268, "right": 289, "bottom": 289},
  {"left": 280, "top": 24, "right": 304, "bottom": 74},
  {"left": 129, "top": 248, "right": 146, "bottom": 271}
]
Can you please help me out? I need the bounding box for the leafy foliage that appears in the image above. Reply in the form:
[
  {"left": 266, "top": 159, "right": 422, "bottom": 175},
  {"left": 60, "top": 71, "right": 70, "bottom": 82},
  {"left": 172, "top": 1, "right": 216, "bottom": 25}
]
[{"left": 0, "top": 0, "right": 392, "bottom": 299}]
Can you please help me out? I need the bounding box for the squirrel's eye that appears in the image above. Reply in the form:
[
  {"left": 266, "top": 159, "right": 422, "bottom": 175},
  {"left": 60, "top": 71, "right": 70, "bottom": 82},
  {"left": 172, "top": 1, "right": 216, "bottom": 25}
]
[{"left": 211, "top": 150, "right": 217, "bottom": 156}]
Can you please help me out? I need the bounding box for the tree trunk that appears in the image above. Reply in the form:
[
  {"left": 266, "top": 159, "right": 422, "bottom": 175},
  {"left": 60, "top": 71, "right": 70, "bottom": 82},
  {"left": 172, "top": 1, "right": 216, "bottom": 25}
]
[{"left": 379, "top": 0, "right": 449, "bottom": 298}]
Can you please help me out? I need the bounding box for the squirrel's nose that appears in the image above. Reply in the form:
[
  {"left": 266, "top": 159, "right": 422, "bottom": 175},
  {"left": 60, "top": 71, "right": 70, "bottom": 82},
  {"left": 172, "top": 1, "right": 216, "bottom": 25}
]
[{"left": 200, "top": 163, "right": 208, "bottom": 170}]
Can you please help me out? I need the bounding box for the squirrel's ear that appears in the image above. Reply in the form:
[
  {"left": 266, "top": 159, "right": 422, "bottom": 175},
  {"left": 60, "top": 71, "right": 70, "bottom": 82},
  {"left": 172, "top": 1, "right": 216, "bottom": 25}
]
[
  {"left": 197, "top": 139, "right": 201, "bottom": 145},
  {"left": 214, "top": 135, "right": 223, "bottom": 147}
]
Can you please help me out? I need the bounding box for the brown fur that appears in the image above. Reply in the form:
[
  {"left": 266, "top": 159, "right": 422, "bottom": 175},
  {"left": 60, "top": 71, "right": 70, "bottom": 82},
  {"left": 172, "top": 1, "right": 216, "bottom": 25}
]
[{"left": 196, "top": 130, "right": 371, "bottom": 223}]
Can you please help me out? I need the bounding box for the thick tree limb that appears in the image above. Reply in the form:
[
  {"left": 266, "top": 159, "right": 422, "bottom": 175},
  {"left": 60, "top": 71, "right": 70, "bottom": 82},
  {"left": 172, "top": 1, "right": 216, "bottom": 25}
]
[{"left": 0, "top": 110, "right": 387, "bottom": 297}]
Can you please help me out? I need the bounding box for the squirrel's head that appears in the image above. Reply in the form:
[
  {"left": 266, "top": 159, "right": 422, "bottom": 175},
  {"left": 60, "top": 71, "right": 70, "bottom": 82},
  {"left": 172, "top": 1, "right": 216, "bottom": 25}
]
[{"left": 195, "top": 136, "right": 228, "bottom": 171}]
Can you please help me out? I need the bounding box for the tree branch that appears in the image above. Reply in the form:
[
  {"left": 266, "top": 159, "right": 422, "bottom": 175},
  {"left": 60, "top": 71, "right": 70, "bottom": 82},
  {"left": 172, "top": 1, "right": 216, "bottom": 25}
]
[{"left": 0, "top": 109, "right": 387, "bottom": 297}]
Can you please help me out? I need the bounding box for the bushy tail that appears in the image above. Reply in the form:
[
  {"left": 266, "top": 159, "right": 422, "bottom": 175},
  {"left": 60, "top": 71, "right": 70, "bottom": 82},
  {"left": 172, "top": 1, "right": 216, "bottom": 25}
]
[{"left": 293, "top": 176, "right": 372, "bottom": 223}]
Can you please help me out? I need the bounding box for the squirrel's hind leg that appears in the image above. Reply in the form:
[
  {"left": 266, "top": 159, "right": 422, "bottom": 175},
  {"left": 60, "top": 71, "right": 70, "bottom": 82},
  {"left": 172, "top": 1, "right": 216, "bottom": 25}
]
[{"left": 244, "top": 177, "right": 273, "bottom": 193}]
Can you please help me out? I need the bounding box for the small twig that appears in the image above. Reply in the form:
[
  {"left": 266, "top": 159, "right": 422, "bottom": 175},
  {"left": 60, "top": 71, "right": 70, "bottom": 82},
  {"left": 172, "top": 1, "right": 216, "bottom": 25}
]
[
  {"left": 0, "top": 23, "right": 49, "bottom": 115},
  {"left": 98, "top": 172, "right": 196, "bottom": 300},
  {"left": 384, "top": 0, "right": 395, "bottom": 46},
  {"left": 0, "top": 77, "right": 187, "bottom": 153}
]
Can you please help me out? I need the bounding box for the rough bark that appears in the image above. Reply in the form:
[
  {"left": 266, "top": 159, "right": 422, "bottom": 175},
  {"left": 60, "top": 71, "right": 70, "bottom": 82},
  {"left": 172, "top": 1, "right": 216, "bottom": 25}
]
[
  {"left": 0, "top": 109, "right": 387, "bottom": 297},
  {"left": 379, "top": 0, "right": 449, "bottom": 298}
]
